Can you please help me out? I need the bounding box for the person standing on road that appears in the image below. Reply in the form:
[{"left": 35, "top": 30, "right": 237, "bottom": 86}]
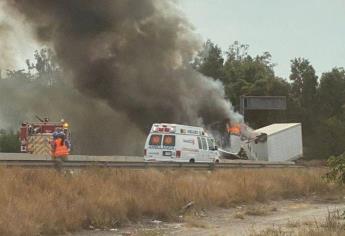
[{"left": 51, "top": 128, "right": 69, "bottom": 160}]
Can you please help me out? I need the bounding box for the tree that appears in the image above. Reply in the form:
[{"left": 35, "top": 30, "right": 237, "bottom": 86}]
[
  {"left": 223, "top": 42, "right": 276, "bottom": 107},
  {"left": 0, "top": 130, "right": 20, "bottom": 153},
  {"left": 318, "top": 68, "right": 345, "bottom": 118},
  {"left": 6, "top": 69, "right": 31, "bottom": 80},
  {"left": 289, "top": 58, "right": 318, "bottom": 130},
  {"left": 221, "top": 41, "right": 288, "bottom": 127},
  {"left": 311, "top": 68, "right": 345, "bottom": 158},
  {"left": 288, "top": 58, "right": 318, "bottom": 158},
  {"left": 193, "top": 40, "right": 225, "bottom": 80},
  {"left": 289, "top": 58, "right": 318, "bottom": 110},
  {"left": 26, "top": 48, "right": 60, "bottom": 86}
]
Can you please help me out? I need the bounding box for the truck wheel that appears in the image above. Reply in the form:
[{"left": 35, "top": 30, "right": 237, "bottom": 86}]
[
  {"left": 238, "top": 148, "right": 248, "bottom": 160},
  {"left": 189, "top": 159, "right": 195, "bottom": 163},
  {"left": 215, "top": 159, "right": 220, "bottom": 164}
]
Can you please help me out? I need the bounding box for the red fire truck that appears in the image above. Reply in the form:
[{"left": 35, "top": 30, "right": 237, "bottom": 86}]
[{"left": 20, "top": 117, "right": 71, "bottom": 155}]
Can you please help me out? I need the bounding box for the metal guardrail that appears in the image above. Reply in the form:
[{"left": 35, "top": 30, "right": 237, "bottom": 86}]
[
  {"left": 0, "top": 159, "right": 301, "bottom": 169},
  {"left": 0, "top": 153, "right": 303, "bottom": 169}
]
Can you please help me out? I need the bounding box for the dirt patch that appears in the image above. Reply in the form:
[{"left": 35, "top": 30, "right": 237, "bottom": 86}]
[{"left": 70, "top": 199, "right": 345, "bottom": 236}]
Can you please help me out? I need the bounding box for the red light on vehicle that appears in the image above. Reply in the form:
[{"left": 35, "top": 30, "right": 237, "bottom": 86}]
[
  {"left": 158, "top": 128, "right": 164, "bottom": 132},
  {"left": 164, "top": 127, "right": 170, "bottom": 132},
  {"left": 144, "top": 149, "right": 147, "bottom": 156},
  {"left": 176, "top": 150, "right": 181, "bottom": 158}
]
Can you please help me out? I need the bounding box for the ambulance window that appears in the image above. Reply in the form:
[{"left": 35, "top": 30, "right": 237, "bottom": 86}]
[
  {"left": 149, "top": 135, "right": 162, "bottom": 146},
  {"left": 207, "top": 138, "right": 215, "bottom": 150},
  {"left": 201, "top": 137, "right": 207, "bottom": 150},
  {"left": 197, "top": 137, "right": 202, "bottom": 149},
  {"left": 163, "top": 135, "right": 175, "bottom": 146}
]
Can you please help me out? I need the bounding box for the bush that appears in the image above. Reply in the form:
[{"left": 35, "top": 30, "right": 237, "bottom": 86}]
[
  {"left": 325, "top": 153, "right": 345, "bottom": 184},
  {"left": 0, "top": 129, "right": 20, "bottom": 153}
]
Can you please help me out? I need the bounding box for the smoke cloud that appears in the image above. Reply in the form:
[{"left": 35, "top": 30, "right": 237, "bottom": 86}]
[
  {"left": 0, "top": 79, "right": 145, "bottom": 155},
  {"left": 0, "top": 1, "right": 40, "bottom": 71},
  {"left": 1, "top": 0, "right": 241, "bottom": 154},
  {"left": 0, "top": 22, "right": 16, "bottom": 70}
]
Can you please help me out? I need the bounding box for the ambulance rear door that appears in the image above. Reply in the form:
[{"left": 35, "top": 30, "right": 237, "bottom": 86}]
[
  {"left": 197, "top": 136, "right": 209, "bottom": 162},
  {"left": 145, "top": 134, "right": 166, "bottom": 161}
]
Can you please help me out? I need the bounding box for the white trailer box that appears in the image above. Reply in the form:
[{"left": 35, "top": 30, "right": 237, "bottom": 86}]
[{"left": 248, "top": 123, "right": 303, "bottom": 161}]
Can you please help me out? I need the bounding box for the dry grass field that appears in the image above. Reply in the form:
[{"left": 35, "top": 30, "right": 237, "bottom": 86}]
[
  {"left": 0, "top": 167, "right": 341, "bottom": 235},
  {"left": 252, "top": 210, "right": 345, "bottom": 236}
]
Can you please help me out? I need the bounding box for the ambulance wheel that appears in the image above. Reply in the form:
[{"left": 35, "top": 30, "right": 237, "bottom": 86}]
[
  {"left": 189, "top": 159, "right": 195, "bottom": 163},
  {"left": 215, "top": 159, "right": 220, "bottom": 164}
]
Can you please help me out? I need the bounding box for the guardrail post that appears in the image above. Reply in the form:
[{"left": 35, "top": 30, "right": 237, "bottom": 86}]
[{"left": 209, "top": 163, "right": 215, "bottom": 170}]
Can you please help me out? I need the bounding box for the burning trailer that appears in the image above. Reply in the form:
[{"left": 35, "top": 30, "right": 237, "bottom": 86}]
[{"left": 245, "top": 123, "right": 303, "bottom": 162}]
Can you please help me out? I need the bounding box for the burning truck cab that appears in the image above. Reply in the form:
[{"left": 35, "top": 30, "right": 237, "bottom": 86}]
[{"left": 207, "top": 119, "right": 255, "bottom": 159}]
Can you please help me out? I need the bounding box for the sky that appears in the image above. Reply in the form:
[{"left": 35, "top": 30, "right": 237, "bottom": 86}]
[
  {"left": 1, "top": 1, "right": 344, "bottom": 79},
  {"left": 179, "top": 0, "right": 345, "bottom": 78}
]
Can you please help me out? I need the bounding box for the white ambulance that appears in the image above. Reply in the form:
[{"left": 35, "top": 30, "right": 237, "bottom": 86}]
[{"left": 144, "top": 123, "right": 220, "bottom": 163}]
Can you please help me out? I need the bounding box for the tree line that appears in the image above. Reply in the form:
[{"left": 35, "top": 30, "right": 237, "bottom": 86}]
[
  {"left": 1, "top": 44, "right": 345, "bottom": 159},
  {"left": 194, "top": 40, "right": 345, "bottom": 159}
]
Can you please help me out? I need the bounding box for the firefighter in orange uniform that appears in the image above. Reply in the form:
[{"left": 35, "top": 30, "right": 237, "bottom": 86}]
[{"left": 51, "top": 129, "right": 69, "bottom": 160}]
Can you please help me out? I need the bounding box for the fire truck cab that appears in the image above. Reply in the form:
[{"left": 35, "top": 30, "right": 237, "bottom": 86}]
[
  {"left": 144, "top": 123, "right": 220, "bottom": 163},
  {"left": 20, "top": 119, "right": 71, "bottom": 155}
]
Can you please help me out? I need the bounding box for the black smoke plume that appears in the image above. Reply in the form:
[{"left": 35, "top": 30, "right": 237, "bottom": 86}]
[{"left": 2, "top": 0, "right": 241, "bottom": 154}]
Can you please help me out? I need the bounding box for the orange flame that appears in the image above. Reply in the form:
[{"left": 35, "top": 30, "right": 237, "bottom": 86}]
[{"left": 227, "top": 123, "right": 241, "bottom": 135}]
